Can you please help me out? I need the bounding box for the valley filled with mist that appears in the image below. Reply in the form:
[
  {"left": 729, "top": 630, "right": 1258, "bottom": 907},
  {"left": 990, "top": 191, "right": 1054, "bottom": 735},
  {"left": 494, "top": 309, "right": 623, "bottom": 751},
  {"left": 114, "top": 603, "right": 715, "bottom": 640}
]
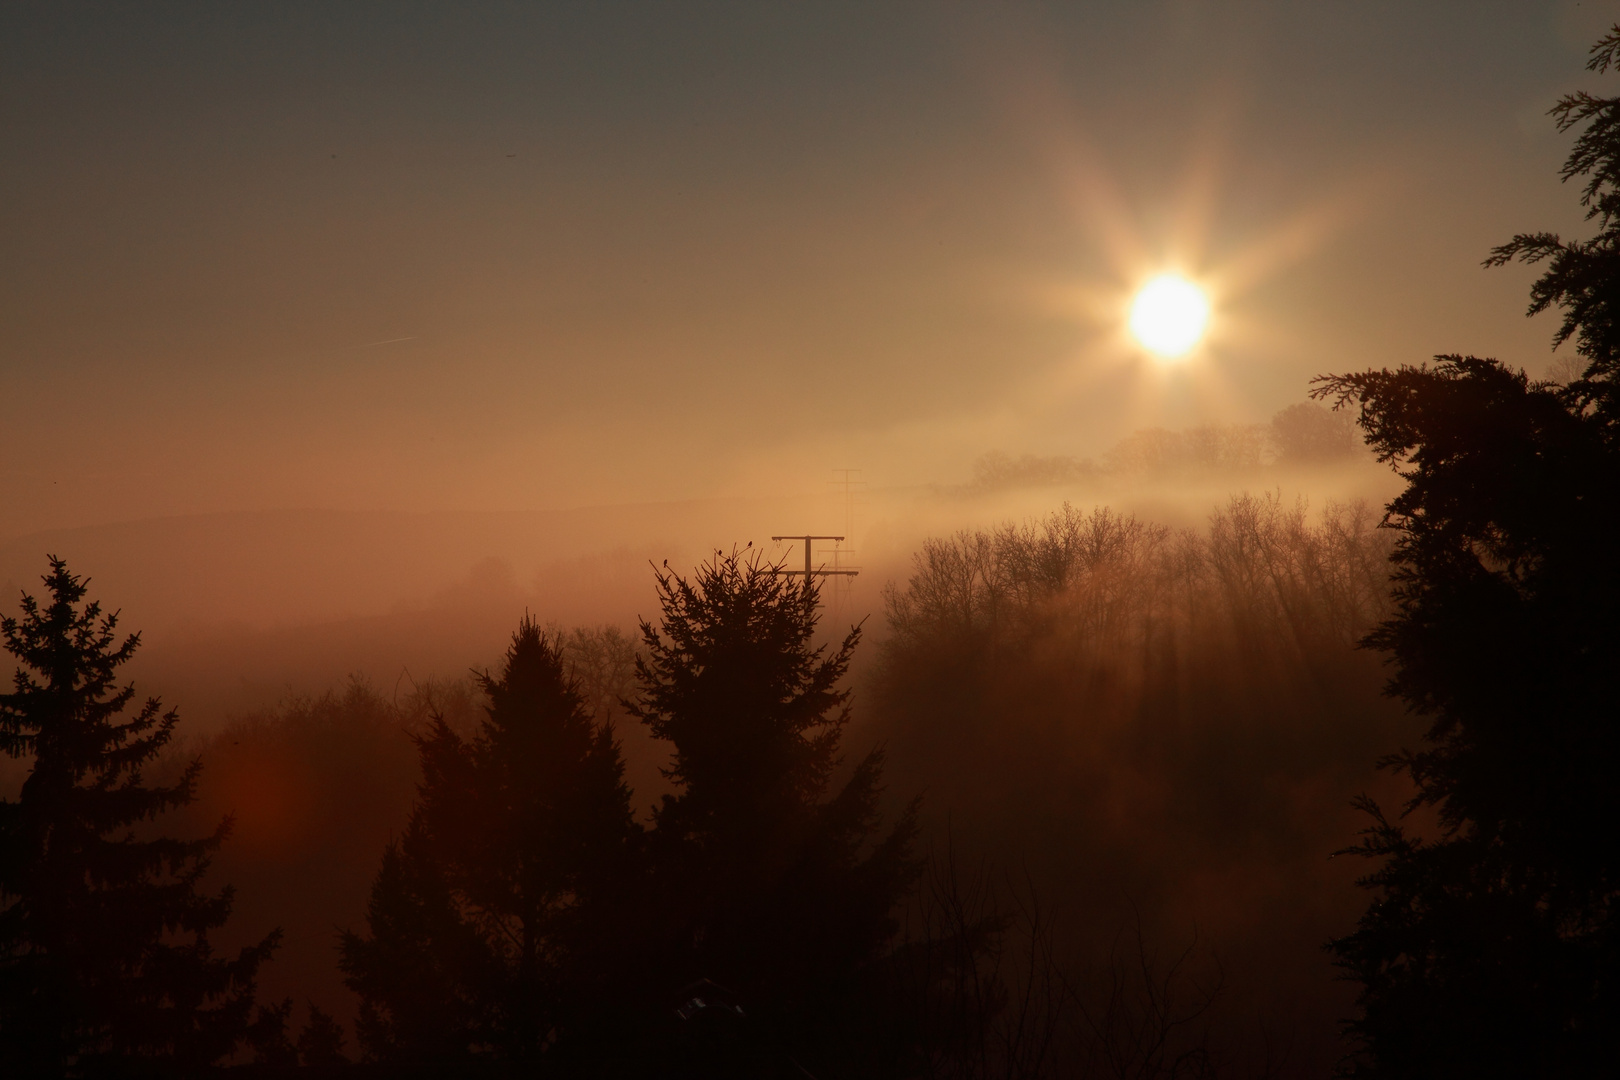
[{"left": 3, "top": 407, "right": 1408, "bottom": 1075}]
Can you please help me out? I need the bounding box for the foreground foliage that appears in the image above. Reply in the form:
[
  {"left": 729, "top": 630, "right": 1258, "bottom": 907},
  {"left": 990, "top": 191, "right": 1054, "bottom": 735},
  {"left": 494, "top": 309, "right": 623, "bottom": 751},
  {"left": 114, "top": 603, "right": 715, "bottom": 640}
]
[
  {"left": 631, "top": 549, "right": 920, "bottom": 1078},
  {"left": 340, "top": 618, "right": 640, "bottom": 1067},
  {"left": 0, "top": 559, "right": 277, "bottom": 1076},
  {"left": 340, "top": 551, "right": 918, "bottom": 1077},
  {"left": 1320, "top": 27, "right": 1620, "bottom": 1079}
]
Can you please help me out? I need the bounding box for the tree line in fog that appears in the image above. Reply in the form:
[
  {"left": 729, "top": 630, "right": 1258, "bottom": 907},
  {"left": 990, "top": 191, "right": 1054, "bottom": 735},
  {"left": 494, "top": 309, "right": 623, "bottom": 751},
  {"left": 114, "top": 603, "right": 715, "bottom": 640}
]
[{"left": 965, "top": 402, "right": 1358, "bottom": 494}]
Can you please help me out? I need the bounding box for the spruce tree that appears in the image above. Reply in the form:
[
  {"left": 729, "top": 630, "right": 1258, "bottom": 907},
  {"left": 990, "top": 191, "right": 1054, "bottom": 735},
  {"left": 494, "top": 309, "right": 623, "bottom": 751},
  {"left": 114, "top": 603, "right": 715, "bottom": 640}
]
[
  {"left": 629, "top": 548, "right": 919, "bottom": 1075},
  {"left": 1486, "top": 26, "right": 1620, "bottom": 430},
  {"left": 0, "top": 558, "right": 278, "bottom": 1077},
  {"left": 341, "top": 616, "right": 640, "bottom": 1067},
  {"left": 1319, "top": 27, "right": 1620, "bottom": 1078}
]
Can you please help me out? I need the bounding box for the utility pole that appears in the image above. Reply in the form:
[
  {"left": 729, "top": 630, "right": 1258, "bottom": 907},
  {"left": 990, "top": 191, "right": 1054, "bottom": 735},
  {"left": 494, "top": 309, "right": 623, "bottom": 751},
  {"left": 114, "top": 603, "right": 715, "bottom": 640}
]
[
  {"left": 776, "top": 471, "right": 864, "bottom": 613},
  {"left": 770, "top": 535, "right": 859, "bottom": 590}
]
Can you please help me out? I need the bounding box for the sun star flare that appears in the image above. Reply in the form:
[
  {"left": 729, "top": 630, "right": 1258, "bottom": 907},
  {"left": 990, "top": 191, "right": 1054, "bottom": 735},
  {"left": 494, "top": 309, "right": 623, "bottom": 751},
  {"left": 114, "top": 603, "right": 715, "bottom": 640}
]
[{"left": 1129, "top": 274, "right": 1211, "bottom": 358}]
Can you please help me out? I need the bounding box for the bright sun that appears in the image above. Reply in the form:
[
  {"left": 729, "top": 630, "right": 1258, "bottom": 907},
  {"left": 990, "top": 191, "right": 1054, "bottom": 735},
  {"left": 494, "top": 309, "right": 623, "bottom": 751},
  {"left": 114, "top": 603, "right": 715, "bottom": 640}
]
[{"left": 1129, "top": 274, "right": 1210, "bottom": 358}]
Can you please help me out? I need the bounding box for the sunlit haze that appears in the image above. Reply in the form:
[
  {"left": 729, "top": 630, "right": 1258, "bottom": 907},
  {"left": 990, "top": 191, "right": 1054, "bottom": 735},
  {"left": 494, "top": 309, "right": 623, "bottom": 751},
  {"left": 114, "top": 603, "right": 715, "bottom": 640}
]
[{"left": 4, "top": 2, "right": 1612, "bottom": 542}]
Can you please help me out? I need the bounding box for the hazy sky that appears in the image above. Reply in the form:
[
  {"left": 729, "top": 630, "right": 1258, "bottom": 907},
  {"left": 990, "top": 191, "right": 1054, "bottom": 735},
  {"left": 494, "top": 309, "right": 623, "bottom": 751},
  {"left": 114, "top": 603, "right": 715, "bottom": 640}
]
[{"left": 5, "top": 1, "right": 1617, "bottom": 534}]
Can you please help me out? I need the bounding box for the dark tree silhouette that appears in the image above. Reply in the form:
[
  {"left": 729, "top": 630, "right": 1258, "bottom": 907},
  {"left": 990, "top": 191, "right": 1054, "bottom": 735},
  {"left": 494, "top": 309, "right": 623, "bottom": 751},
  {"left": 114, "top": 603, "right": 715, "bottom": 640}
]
[
  {"left": 0, "top": 558, "right": 278, "bottom": 1077},
  {"left": 629, "top": 548, "right": 919, "bottom": 1076},
  {"left": 245, "top": 998, "right": 350, "bottom": 1070},
  {"left": 340, "top": 616, "right": 639, "bottom": 1068},
  {"left": 296, "top": 1003, "right": 349, "bottom": 1067},
  {"left": 1317, "top": 29, "right": 1620, "bottom": 1078},
  {"left": 1486, "top": 27, "right": 1620, "bottom": 429}
]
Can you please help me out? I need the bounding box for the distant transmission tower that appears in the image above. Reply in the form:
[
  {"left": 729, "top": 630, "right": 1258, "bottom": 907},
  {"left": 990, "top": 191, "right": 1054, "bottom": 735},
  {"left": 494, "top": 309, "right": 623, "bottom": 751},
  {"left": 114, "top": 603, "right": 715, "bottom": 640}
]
[
  {"left": 825, "top": 469, "right": 866, "bottom": 621},
  {"left": 829, "top": 468, "right": 866, "bottom": 538}
]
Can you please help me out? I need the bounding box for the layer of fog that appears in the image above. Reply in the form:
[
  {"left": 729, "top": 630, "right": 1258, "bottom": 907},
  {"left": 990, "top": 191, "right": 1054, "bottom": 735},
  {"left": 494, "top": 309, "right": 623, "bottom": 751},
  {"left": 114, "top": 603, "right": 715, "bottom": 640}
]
[{"left": 1, "top": 407, "right": 1399, "bottom": 726}]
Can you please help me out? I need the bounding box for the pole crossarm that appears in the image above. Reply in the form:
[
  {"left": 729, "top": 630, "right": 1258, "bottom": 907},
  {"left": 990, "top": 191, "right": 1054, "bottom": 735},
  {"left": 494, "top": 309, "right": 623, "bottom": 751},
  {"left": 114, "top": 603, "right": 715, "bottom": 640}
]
[
  {"left": 769, "top": 535, "right": 860, "bottom": 580},
  {"left": 775, "top": 570, "right": 861, "bottom": 576}
]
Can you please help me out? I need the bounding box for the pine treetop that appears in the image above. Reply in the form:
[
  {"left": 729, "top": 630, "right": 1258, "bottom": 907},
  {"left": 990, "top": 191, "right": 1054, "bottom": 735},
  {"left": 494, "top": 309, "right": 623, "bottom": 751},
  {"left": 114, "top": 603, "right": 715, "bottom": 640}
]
[
  {"left": 2, "top": 557, "right": 208, "bottom": 876},
  {"left": 630, "top": 548, "right": 860, "bottom": 839},
  {"left": 0, "top": 557, "right": 277, "bottom": 1072}
]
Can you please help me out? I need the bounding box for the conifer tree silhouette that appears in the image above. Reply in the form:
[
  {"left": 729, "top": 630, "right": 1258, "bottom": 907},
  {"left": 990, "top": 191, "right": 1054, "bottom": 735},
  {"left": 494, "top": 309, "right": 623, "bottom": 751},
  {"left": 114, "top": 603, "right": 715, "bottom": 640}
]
[
  {"left": 630, "top": 549, "right": 919, "bottom": 1075},
  {"left": 296, "top": 1003, "right": 349, "bottom": 1067},
  {"left": 341, "top": 616, "right": 639, "bottom": 1067},
  {"left": 1319, "top": 27, "right": 1620, "bottom": 1078},
  {"left": 0, "top": 558, "right": 278, "bottom": 1077},
  {"left": 1486, "top": 27, "right": 1620, "bottom": 430}
]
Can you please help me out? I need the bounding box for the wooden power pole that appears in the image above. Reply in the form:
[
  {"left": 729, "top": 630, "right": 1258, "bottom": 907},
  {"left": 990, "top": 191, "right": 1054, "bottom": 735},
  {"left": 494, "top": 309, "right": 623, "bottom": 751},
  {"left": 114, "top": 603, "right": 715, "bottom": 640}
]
[{"left": 770, "top": 535, "right": 859, "bottom": 589}]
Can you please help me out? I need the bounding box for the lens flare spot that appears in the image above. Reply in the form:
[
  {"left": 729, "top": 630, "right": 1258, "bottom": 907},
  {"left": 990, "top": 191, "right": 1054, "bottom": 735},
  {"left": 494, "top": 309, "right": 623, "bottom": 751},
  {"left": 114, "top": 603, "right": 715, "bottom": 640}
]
[{"left": 1129, "top": 275, "right": 1210, "bottom": 358}]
